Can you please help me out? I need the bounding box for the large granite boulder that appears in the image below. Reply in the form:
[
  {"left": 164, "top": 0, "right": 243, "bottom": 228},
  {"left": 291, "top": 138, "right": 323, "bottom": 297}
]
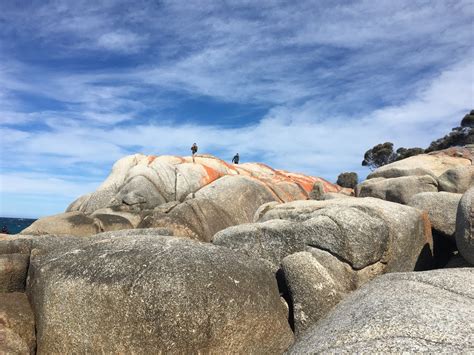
[
  {"left": 456, "top": 187, "right": 474, "bottom": 265},
  {"left": 0, "top": 253, "right": 29, "bottom": 292},
  {"left": 281, "top": 250, "right": 354, "bottom": 335},
  {"left": 356, "top": 175, "right": 438, "bottom": 204},
  {"left": 22, "top": 154, "right": 343, "bottom": 239},
  {"left": 138, "top": 175, "right": 278, "bottom": 242},
  {"left": 408, "top": 192, "right": 462, "bottom": 238},
  {"left": 288, "top": 269, "right": 474, "bottom": 353},
  {"left": 367, "top": 151, "right": 471, "bottom": 179},
  {"left": 438, "top": 165, "right": 474, "bottom": 193},
  {"left": 20, "top": 211, "right": 133, "bottom": 237},
  {"left": 0, "top": 292, "right": 36, "bottom": 354},
  {"left": 27, "top": 235, "right": 294, "bottom": 353},
  {"left": 213, "top": 198, "right": 433, "bottom": 333},
  {"left": 215, "top": 198, "right": 432, "bottom": 273}
]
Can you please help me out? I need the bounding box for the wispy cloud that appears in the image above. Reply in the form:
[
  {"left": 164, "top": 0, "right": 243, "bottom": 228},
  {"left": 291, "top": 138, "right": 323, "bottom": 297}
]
[{"left": 0, "top": 0, "right": 472, "bottom": 217}]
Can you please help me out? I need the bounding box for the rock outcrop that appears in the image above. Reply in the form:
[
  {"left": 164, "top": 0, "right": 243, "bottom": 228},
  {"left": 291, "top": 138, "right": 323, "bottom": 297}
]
[
  {"left": 367, "top": 150, "right": 471, "bottom": 179},
  {"left": 281, "top": 250, "right": 353, "bottom": 335},
  {"left": 357, "top": 175, "right": 438, "bottom": 204},
  {"left": 27, "top": 234, "right": 294, "bottom": 353},
  {"left": 358, "top": 148, "right": 471, "bottom": 204},
  {"left": 213, "top": 197, "right": 433, "bottom": 333},
  {"left": 438, "top": 165, "right": 474, "bottom": 193},
  {"left": 408, "top": 192, "right": 462, "bottom": 238},
  {"left": 0, "top": 292, "right": 36, "bottom": 354},
  {"left": 21, "top": 154, "right": 345, "bottom": 240},
  {"left": 456, "top": 187, "right": 474, "bottom": 265},
  {"left": 288, "top": 268, "right": 474, "bottom": 354},
  {"left": 0, "top": 253, "right": 29, "bottom": 292}
]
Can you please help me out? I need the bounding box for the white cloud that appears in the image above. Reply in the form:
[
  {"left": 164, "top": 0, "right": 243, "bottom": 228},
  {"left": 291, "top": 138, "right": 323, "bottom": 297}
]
[
  {"left": 0, "top": 1, "right": 472, "bottom": 217},
  {"left": 96, "top": 31, "right": 147, "bottom": 52}
]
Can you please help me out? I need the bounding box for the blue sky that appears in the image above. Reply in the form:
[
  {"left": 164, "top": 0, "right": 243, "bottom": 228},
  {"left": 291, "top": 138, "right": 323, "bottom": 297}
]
[{"left": 0, "top": 0, "right": 473, "bottom": 218}]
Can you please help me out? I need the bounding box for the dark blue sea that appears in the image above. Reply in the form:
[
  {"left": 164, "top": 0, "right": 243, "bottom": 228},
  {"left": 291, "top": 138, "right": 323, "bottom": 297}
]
[{"left": 0, "top": 217, "right": 36, "bottom": 235}]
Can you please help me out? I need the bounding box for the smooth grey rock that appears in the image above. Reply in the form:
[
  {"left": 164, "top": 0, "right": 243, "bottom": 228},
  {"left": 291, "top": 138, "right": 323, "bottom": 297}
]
[
  {"left": 69, "top": 188, "right": 117, "bottom": 214},
  {"left": 368, "top": 167, "right": 436, "bottom": 180},
  {"left": 27, "top": 235, "right": 294, "bottom": 353},
  {"left": 140, "top": 175, "right": 277, "bottom": 242},
  {"left": 357, "top": 175, "right": 438, "bottom": 204},
  {"left": 308, "top": 181, "right": 324, "bottom": 200},
  {"left": 90, "top": 227, "right": 174, "bottom": 239},
  {"left": 288, "top": 269, "right": 474, "bottom": 354},
  {"left": 92, "top": 213, "right": 133, "bottom": 231},
  {"left": 215, "top": 198, "right": 432, "bottom": 273},
  {"left": 367, "top": 153, "right": 470, "bottom": 178},
  {"left": 282, "top": 251, "right": 353, "bottom": 335},
  {"left": 408, "top": 192, "right": 462, "bottom": 238},
  {"left": 438, "top": 165, "right": 474, "bottom": 193},
  {"left": 20, "top": 212, "right": 100, "bottom": 236},
  {"left": 455, "top": 187, "right": 474, "bottom": 264},
  {"left": 0, "top": 236, "right": 32, "bottom": 254},
  {"left": 0, "top": 292, "right": 36, "bottom": 353},
  {"left": 321, "top": 192, "right": 352, "bottom": 200},
  {"left": 21, "top": 211, "right": 138, "bottom": 238},
  {"left": 0, "top": 254, "right": 29, "bottom": 292}
]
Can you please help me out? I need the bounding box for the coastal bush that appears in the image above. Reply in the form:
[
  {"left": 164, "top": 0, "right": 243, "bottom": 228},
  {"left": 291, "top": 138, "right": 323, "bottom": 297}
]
[{"left": 336, "top": 172, "right": 358, "bottom": 188}]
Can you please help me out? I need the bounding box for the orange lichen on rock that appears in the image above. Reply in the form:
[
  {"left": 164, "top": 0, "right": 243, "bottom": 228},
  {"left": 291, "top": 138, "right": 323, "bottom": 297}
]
[
  {"left": 420, "top": 211, "right": 434, "bottom": 247},
  {"left": 199, "top": 164, "right": 223, "bottom": 186},
  {"left": 147, "top": 156, "right": 157, "bottom": 165}
]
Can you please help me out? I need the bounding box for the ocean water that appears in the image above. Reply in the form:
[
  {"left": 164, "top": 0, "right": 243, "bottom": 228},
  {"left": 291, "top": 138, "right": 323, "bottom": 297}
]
[{"left": 0, "top": 217, "right": 36, "bottom": 235}]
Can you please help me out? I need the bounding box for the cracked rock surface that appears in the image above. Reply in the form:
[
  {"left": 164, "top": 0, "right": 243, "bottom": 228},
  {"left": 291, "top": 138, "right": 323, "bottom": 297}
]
[
  {"left": 288, "top": 268, "right": 474, "bottom": 354},
  {"left": 213, "top": 197, "right": 433, "bottom": 333},
  {"left": 27, "top": 234, "right": 294, "bottom": 354},
  {"left": 21, "top": 154, "right": 346, "bottom": 240}
]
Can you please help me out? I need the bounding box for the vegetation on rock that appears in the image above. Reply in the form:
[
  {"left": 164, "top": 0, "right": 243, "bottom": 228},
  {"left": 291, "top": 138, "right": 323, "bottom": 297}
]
[
  {"left": 336, "top": 172, "right": 358, "bottom": 188},
  {"left": 362, "top": 110, "right": 473, "bottom": 169}
]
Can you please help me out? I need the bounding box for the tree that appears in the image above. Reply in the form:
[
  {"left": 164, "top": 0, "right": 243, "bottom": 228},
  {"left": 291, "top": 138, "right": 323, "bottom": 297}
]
[
  {"left": 337, "top": 172, "right": 358, "bottom": 189},
  {"left": 395, "top": 147, "right": 425, "bottom": 161},
  {"left": 361, "top": 110, "right": 473, "bottom": 170},
  {"left": 361, "top": 142, "right": 396, "bottom": 170}
]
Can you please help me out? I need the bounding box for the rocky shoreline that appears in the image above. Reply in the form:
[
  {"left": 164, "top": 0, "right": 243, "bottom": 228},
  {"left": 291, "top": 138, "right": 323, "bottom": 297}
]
[{"left": 1, "top": 147, "right": 473, "bottom": 353}]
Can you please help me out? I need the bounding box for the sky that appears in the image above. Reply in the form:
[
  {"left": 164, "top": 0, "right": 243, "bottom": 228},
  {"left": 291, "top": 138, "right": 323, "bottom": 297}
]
[{"left": 0, "top": 0, "right": 473, "bottom": 218}]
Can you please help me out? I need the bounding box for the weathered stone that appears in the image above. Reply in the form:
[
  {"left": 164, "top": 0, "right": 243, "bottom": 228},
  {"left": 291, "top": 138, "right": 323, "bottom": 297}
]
[
  {"left": 282, "top": 251, "right": 353, "bottom": 335},
  {"left": 438, "top": 165, "right": 474, "bottom": 193},
  {"left": 215, "top": 198, "right": 432, "bottom": 273},
  {"left": 357, "top": 175, "right": 438, "bottom": 204},
  {"left": 90, "top": 227, "right": 174, "bottom": 239},
  {"left": 69, "top": 188, "right": 117, "bottom": 214},
  {"left": 455, "top": 187, "right": 474, "bottom": 265},
  {"left": 321, "top": 192, "right": 352, "bottom": 200},
  {"left": 93, "top": 213, "right": 133, "bottom": 231},
  {"left": 308, "top": 181, "right": 324, "bottom": 200},
  {"left": 367, "top": 167, "right": 436, "bottom": 180},
  {"left": 0, "top": 237, "right": 32, "bottom": 254},
  {"left": 368, "top": 153, "right": 470, "bottom": 178},
  {"left": 408, "top": 192, "right": 462, "bottom": 238},
  {"left": 253, "top": 201, "right": 280, "bottom": 223},
  {"left": 32, "top": 154, "right": 345, "bottom": 239},
  {"left": 66, "top": 154, "right": 342, "bottom": 217},
  {"left": 20, "top": 212, "right": 139, "bottom": 238},
  {"left": 20, "top": 212, "right": 100, "bottom": 236},
  {"left": 139, "top": 175, "right": 278, "bottom": 242},
  {"left": 27, "top": 235, "right": 294, "bottom": 353},
  {"left": 0, "top": 254, "right": 29, "bottom": 292},
  {"left": 288, "top": 269, "right": 474, "bottom": 354},
  {"left": 0, "top": 326, "right": 30, "bottom": 354},
  {"left": 0, "top": 292, "right": 36, "bottom": 353}
]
